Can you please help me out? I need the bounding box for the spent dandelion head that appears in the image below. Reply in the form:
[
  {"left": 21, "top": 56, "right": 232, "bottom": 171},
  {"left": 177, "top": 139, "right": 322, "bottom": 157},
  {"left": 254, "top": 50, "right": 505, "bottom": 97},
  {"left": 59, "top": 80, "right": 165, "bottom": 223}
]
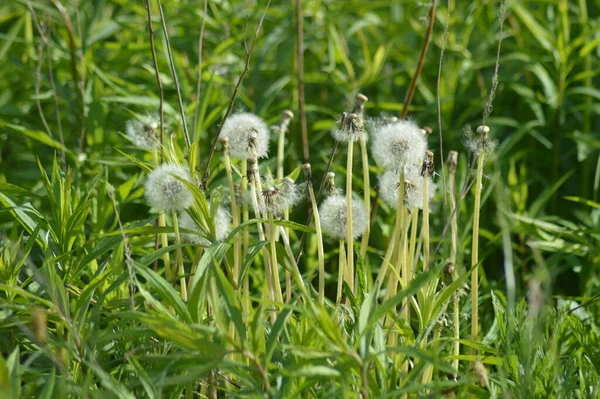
[
  {"left": 372, "top": 119, "right": 428, "bottom": 171},
  {"left": 219, "top": 112, "right": 269, "bottom": 160},
  {"left": 332, "top": 112, "right": 365, "bottom": 143},
  {"left": 319, "top": 193, "right": 368, "bottom": 240},
  {"left": 144, "top": 164, "right": 194, "bottom": 212},
  {"left": 324, "top": 172, "right": 338, "bottom": 196},
  {"left": 464, "top": 124, "right": 496, "bottom": 156},
  {"left": 420, "top": 150, "right": 435, "bottom": 177},
  {"left": 125, "top": 115, "right": 159, "bottom": 150},
  {"left": 261, "top": 176, "right": 303, "bottom": 216},
  {"left": 273, "top": 110, "right": 294, "bottom": 137}
]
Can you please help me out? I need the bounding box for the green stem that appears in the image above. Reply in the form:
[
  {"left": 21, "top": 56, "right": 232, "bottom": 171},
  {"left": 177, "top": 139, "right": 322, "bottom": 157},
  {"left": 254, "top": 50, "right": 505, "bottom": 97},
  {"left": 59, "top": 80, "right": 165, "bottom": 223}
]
[
  {"left": 471, "top": 152, "right": 485, "bottom": 346},
  {"left": 422, "top": 176, "right": 430, "bottom": 270},
  {"left": 359, "top": 135, "right": 371, "bottom": 260},
  {"left": 222, "top": 145, "right": 241, "bottom": 288},
  {"left": 172, "top": 211, "right": 187, "bottom": 301},
  {"left": 346, "top": 141, "right": 355, "bottom": 293},
  {"left": 305, "top": 167, "right": 326, "bottom": 305},
  {"left": 337, "top": 240, "right": 346, "bottom": 303},
  {"left": 449, "top": 154, "right": 460, "bottom": 375}
]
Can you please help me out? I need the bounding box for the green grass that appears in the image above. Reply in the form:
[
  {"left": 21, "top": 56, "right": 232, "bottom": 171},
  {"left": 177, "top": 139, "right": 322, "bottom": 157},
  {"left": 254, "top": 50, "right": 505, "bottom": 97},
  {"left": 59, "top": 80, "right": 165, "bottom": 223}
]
[{"left": 1, "top": 0, "right": 599, "bottom": 397}]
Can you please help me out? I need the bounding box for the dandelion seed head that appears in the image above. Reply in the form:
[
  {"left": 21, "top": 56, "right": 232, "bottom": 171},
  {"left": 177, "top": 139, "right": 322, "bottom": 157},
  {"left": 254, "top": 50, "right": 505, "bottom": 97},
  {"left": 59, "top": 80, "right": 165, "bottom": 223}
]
[
  {"left": 319, "top": 194, "right": 368, "bottom": 240},
  {"left": 378, "top": 167, "right": 436, "bottom": 210},
  {"left": 372, "top": 120, "right": 428, "bottom": 170},
  {"left": 219, "top": 113, "right": 269, "bottom": 160},
  {"left": 331, "top": 112, "right": 365, "bottom": 143},
  {"left": 126, "top": 115, "right": 159, "bottom": 150},
  {"left": 144, "top": 164, "right": 193, "bottom": 212}
]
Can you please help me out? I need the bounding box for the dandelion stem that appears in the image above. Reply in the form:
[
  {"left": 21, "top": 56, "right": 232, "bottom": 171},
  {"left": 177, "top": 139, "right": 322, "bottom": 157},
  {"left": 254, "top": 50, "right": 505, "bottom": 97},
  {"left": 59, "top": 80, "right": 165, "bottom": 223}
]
[
  {"left": 303, "top": 164, "right": 325, "bottom": 305},
  {"left": 337, "top": 240, "right": 347, "bottom": 303},
  {"left": 248, "top": 169, "right": 275, "bottom": 307},
  {"left": 392, "top": 172, "right": 406, "bottom": 293},
  {"left": 158, "top": 213, "right": 172, "bottom": 279},
  {"left": 346, "top": 141, "right": 355, "bottom": 293},
  {"left": 422, "top": 177, "right": 430, "bottom": 271},
  {"left": 471, "top": 149, "right": 485, "bottom": 347},
  {"left": 171, "top": 211, "right": 187, "bottom": 301},
  {"left": 220, "top": 139, "right": 241, "bottom": 290},
  {"left": 359, "top": 135, "right": 371, "bottom": 261},
  {"left": 448, "top": 151, "right": 460, "bottom": 375}
]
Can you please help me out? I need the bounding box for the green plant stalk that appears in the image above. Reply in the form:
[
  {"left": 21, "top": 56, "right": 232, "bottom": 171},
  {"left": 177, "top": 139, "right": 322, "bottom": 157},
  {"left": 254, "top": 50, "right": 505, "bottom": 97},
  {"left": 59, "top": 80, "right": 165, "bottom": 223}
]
[
  {"left": 345, "top": 141, "right": 355, "bottom": 293},
  {"left": 407, "top": 209, "right": 418, "bottom": 288},
  {"left": 422, "top": 177, "right": 430, "bottom": 270},
  {"left": 400, "top": 206, "right": 410, "bottom": 323},
  {"left": 284, "top": 207, "right": 292, "bottom": 303},
  {"left": 376, "top": 214, "right": 400, "bottom": 289},
  {"left": 248, "top": 176, "right": 276, "bottom": 306},
  {"left": 241, "top": 162, "right": 250, "bottom": 257},
  {"left": 158, "top": 213, "right": 172, "bottom": 280},
  {"left": 359, "top": 135, "right": 371, "bottom": 260},
  {"left": 222, "top": 147, "right": 241, "bottom": 289},
  {"left": 277, "top": 126, "right": 292, "bottom": 300},
  {"left": 337, "top": 240, "right": 346, "bottom": 303},
  {"left": 305, "top": 175, "right": 326, "bottom": 305},
  {"left": 152, "top": 148, "right": 171, "bottom": 279},
  {"left": 471, "top": 152, "right": 485, "bottom": 345},
  {"left": 449, "top": 156, "right": 460, "bottom": 375},
  {"left": 171, "top": 211, "right": 187, "bottom": 301},
  {"left": 269, "top": 214, "right": 284, "bottom": 304},
  {"left": 241, "top": 161, "right": 250, "bottom": 312},
  {"left": 391, "top": 173, "right": 406, "bottom": 296},
  {"left": 253, "top": 172, "right": 284, "bottom": 304}
]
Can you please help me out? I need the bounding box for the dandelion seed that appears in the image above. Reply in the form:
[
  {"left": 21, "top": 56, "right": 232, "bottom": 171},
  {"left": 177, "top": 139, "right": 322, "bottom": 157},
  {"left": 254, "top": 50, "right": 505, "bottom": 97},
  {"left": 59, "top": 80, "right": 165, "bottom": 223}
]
[
  {"left": 378, "top": 167, "right": 436, "bottom": 209},
  {"left": 319, "top": 194, "right": 368, "bottom": 240},
  {"left": 126, "top": 116, "right": 159, "bottom": 150},
  {"left": 219, "top": 113, "right": 269, "bottom": 160},
  {"left": 144, "top": 164, "right": 194, "bottom": 212},
  {"left": 372, "top": 119, "right": 428, "bottom": 171}
]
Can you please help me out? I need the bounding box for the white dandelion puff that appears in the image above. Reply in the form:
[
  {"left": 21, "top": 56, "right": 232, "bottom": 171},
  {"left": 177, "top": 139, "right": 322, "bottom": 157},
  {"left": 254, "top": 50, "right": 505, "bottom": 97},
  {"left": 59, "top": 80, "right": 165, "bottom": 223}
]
[
  {"left": 144, "top": 164, "right": 194, "bottom": 212},
  {"left": 125, "top": 115, "right": 159, "bottom": 150},
  {"left": 371, "top": 119, "right": 428, "bottom": 171},
  {"left": 319, "top": 194, "right": 368, "bottom": 240},
  {"left": 378, "top": 167, "right": 436, "bottom": 210},
  {"left": 219, "top": 113, "right": 269, "bottom": 160}
]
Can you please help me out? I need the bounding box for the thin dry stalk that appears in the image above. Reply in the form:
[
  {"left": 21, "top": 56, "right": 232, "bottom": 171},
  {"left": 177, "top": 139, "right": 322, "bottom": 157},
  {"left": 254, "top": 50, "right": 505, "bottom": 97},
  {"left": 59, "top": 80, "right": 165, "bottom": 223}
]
[
  {"left": 201, "top": 1, "right": 272, "bottom": 188},
  {"left": 295, "top": 0, "right": 309, "bottom": 163},
  {"left": 144, "top": 0, "right": 165, "bottom": 153},
  {"left": 155, "top": 0, "right": 191, "bottom": 148},
  {"left": 192, "top": 0, "right": 209, "bottom": 141}
]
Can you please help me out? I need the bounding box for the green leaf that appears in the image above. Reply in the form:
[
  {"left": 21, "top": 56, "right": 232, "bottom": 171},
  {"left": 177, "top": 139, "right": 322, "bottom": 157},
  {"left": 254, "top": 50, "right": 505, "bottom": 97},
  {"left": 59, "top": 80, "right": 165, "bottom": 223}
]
[{"left": 134, "top": 262, "right": 191, "bottom": 323}]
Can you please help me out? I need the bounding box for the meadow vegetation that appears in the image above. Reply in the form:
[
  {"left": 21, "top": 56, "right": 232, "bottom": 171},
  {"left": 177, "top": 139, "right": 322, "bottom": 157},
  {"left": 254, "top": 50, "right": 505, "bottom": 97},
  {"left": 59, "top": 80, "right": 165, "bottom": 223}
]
[{"left": 1, "top": 0, "right": 599, "bottom": 397}]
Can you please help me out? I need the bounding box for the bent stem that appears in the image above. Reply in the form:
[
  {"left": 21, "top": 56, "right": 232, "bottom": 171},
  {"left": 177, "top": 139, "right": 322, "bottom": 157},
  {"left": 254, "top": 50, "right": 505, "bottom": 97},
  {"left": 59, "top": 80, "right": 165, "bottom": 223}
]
[
  {"left": 171, "top": 211, "right": 187, "bottom": 301},
  {"left": 345, "top": 141, "right": 355, "bottom": 293}
]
